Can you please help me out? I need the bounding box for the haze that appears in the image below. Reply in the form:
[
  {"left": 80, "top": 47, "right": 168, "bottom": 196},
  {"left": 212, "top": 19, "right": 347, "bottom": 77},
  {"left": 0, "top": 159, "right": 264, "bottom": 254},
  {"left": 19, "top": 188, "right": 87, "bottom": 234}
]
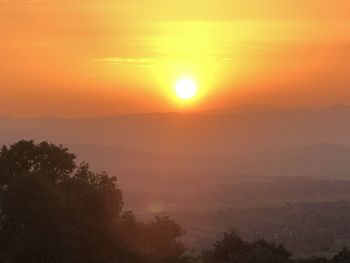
[
  {"left": 2, "top": 0, "right": 350, "bottom": 117},
  {"left": 3, "top": 0, "right": 350, "bottom": 259}
]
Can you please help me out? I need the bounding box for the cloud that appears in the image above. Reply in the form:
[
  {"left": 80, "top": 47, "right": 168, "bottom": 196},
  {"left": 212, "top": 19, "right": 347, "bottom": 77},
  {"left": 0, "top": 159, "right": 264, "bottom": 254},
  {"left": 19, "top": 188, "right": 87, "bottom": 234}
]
[
  {"left": 95, "top": 57, "right": 160, "bottom": 67},
  {"left": 95, "top": 56, "right": 234, "bottom": 68}
]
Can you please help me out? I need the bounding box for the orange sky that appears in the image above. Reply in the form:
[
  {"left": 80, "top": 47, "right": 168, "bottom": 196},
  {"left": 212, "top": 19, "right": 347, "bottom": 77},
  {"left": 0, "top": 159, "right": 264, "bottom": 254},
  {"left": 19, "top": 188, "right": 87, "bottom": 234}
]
[{"left": 1, "top": 0, "right": 350, "bottom": 117}]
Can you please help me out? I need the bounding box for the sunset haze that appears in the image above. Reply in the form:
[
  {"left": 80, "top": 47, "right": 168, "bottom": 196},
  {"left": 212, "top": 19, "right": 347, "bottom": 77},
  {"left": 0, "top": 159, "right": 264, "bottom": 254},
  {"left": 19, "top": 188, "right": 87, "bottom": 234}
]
[{"left": 1, "top": 0, "right": 350, "bottom": 117}]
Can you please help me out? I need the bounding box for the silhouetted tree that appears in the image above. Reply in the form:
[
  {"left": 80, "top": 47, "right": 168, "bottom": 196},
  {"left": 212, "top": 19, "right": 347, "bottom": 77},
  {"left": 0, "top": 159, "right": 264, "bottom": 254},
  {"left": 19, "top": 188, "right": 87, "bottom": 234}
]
[
  {"left": 201, "top": 231, "right": 292, "bottom": 263},
  {"left": 296, "top": 256, "right": 330, "bottom": 263},
  {"left": 249, "top": 239, "right": 292, "bottom": 263},
  {"left": 334, "top": 248, "right": 350, "bottom": 263},
  {"left": 0, "top": 140, "right": 185, "bottom": 263}
]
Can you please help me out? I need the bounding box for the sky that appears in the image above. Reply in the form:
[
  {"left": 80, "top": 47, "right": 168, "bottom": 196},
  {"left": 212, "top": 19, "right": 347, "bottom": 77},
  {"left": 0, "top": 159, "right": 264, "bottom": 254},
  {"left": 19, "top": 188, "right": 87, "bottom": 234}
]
[{"left": 1, "top": 0, "right": 350, "bottom": 117}]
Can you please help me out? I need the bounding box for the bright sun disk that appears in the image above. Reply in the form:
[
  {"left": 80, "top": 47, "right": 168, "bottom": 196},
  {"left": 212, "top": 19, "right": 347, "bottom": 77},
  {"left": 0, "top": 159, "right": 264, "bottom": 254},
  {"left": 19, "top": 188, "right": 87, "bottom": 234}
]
[{"left": 174, "top": 77, "right": 198, "bottom": 100}]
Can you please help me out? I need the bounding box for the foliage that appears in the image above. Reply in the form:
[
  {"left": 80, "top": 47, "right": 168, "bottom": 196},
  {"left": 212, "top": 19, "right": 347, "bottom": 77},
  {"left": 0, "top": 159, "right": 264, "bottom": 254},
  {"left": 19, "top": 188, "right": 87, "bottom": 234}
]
[
  {"left": 333, "top": 248, "right": 350, "bottom": 263},
  {"left": 296, "top": 256, "right": 330, "bottom": 263},
  {"left": 201, "top": 231, "right": 292, "bottom": 263},
  {"left": 0, "top": 140, "right": 185, "bottom": 263}
]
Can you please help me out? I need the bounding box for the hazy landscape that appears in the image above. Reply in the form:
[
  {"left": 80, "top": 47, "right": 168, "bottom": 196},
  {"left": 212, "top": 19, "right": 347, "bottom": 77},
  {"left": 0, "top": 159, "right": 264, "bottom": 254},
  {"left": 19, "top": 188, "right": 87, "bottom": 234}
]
[
  {"left": 2, "top": 104, "right": 350, "bottom": 256},
  {"left": 3, "top": 1, "right": 350, "bottom": 261}
]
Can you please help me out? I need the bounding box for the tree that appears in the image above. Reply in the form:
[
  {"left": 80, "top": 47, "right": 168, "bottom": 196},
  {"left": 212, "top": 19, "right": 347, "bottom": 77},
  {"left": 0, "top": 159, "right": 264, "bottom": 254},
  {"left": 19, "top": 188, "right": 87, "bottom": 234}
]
[
  {"left": 248, "top": 239, "right": 292, "bottom": 263},
  {"left": 0, "top": 140, "right": 185, "bottom": 263},
  {"left": 334, "top": 248, "right": 350, "bottom": 263},
  {"left": 296, "top": 256, "right": 330, "bottom": 263},
  {"left": 0, "top": 140, "right": 76, "bottom": 186},
  {"left": 201, "top": 231, "right": 292, "bottom": 263}
]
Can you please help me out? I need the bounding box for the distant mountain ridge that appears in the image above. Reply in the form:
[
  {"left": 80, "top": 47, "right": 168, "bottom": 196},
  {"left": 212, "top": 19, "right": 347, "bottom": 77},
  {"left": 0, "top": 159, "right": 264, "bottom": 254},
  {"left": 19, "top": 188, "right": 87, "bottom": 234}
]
[
  {"left": 0, "top": 104, "right": 350, "bottom": 153},
  {"left": 322, "top": 104, "right": 350, "bottom": 113},
  {"left": 1, "top": 104, "right": 350, "bottom": 184}
]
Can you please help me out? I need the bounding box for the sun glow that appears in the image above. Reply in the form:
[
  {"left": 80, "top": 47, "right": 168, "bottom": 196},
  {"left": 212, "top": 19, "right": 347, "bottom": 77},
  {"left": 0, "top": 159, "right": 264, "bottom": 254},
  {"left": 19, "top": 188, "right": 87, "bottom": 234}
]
[{"left": 174, "top": 77, "right": 198, "bottom": 100}]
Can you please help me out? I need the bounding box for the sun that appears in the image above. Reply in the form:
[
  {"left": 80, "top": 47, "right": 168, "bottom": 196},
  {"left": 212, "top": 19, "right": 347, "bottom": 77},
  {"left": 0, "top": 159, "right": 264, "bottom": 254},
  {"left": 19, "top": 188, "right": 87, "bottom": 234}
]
[{"left": 174, "top": 77, "right": 198, "bottom": 100}]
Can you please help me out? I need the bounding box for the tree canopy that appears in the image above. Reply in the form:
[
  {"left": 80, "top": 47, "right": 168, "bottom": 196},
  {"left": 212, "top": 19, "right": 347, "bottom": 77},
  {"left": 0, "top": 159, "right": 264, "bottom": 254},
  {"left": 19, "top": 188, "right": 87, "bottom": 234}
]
[
  {"left": 201, "top": 231, "right": 292, "bottom": 263},
  {"left": 0, "top": 140, "right": 185, "bottom": 263}
]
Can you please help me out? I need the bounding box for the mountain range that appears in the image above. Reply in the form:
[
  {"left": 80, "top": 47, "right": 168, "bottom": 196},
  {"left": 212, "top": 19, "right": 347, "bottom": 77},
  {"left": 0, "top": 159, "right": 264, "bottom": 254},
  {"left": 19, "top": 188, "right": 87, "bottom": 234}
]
[{"left": 1, "top": 104, "right": 350, "bottom": 191}]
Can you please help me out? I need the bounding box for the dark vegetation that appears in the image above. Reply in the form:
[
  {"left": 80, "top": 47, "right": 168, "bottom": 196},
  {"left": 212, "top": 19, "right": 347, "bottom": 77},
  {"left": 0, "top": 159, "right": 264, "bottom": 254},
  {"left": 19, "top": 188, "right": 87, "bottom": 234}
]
[
  {"left": 0, "top": 141, "right": 184, "bottom": 263},
  {"left": 0, "top": 140, "right": 350, "bottom": 263},
  {"left": 170, "top": 200, "right": 350, "bottom": 256}
]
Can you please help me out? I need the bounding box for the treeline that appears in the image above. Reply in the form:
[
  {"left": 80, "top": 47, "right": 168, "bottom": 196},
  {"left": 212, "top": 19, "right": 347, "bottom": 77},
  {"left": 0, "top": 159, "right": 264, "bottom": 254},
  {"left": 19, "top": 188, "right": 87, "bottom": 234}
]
[
  {"left": 198, "top": 231, "right": 350, "bottom": 263},
  {"left": 200, "top": 200, "right": 350, "bottom": 255},
  {"left": 0, "top": 140, "right": 349, "bottom": 263}
]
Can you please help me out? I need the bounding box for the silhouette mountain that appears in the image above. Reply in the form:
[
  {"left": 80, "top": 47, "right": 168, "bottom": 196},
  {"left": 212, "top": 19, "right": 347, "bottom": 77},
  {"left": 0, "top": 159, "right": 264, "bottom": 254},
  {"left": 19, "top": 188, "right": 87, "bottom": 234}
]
[
  {"left": 322, "top": 104, "right": 350, "bottom": 114},
  {"left": 1, "top": 105, "right": 350, "bottom": 186},
  {"left": 0, "top": 104, "right": 350, "bottom": 154}
]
